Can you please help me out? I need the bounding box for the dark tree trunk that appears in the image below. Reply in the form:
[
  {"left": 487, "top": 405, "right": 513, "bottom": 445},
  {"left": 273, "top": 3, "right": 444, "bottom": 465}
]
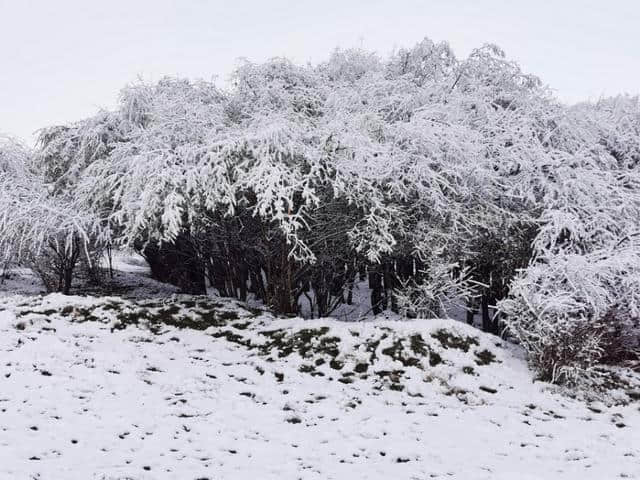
[
  {"left": 466, "top": 310, "right": 475, "bottom": 325},
  {"left": 62, "top": 266, "right": 73, "bottom": 295},
  {"left": 263, "top": 249, "right": 298, "bottom": 316},
  {"left": 237, "top": 263, "right": 248, "bottom": 302},
  {"left": 250, "top": 268, "right": 266, "bottom": 300},
  {"left": 384, "top": 261, "right": 400, "bottom": 313},
  {"left": 369, "top": 270, "right": 383, "bottom": 315},
  {"left": 207, "top": 259, "right": 229, "bottom": 297},
  {"left": 346, "top": 262, "right": 356, "bottom": 306},
  {"left": 481, "top": 295, "right": 491, "bottom": 333},
  {"left": 466, "top": 298, "right": 476, "bottom": 325}
]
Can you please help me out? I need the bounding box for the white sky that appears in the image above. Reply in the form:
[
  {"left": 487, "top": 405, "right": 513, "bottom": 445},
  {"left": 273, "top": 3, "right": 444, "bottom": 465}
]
[{"left": 1, "top": 0, "right": 639, "bottom": 144}]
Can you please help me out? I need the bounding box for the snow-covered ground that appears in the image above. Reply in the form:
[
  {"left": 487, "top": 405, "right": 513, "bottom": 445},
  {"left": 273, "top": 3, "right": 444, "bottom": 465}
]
[
  {"left": 0, "top": 267, "right": 44, "bottom": 298},
  {"left": 1, "top": 265, "right": 639, "bottom": 479}
]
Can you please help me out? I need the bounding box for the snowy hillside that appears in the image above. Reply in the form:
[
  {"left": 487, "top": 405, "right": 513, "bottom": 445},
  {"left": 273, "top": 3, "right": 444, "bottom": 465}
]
[
  {"left": 1, "top": 31, "right": 640, "bottom": 480},
  {"left": 1, "top": 292, "right": 639, "bottom": 479}
]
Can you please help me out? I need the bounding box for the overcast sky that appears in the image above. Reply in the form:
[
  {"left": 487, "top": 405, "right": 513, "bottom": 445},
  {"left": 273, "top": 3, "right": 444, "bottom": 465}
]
[{"left": 1, "top": 0, "right": 639, "bottom": 144}]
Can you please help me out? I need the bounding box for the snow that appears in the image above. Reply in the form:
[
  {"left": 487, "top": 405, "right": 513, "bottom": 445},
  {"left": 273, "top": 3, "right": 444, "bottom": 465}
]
[
  {"left": 1, "top": 292, "right": 639, "bottom": 479},
  {"left": 0, "top": 267, "right": 45, "bottom": 298},
  {"left": 0, "top": 40, "right": 639, "bottom": 477},
  {"left": 95, "top": 250, "right": 181, "bottom": 299}
]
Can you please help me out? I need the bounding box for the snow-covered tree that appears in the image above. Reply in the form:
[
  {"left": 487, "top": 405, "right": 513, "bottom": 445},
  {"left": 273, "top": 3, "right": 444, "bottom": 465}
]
[
  {"left": 5, "top": 35, "right": 639, "bottom": 389},
  {"left": 498, "top": 96, "right": 640, "bottom": 384},
  {"left": 0, "top": 135, "right": 101, "bottom": 293}
]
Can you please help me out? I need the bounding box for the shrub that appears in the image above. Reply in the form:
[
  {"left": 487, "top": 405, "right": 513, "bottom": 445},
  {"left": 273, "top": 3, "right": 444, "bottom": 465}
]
[{"left": 499, "top": 247, "right": 640, "bottom": 385}]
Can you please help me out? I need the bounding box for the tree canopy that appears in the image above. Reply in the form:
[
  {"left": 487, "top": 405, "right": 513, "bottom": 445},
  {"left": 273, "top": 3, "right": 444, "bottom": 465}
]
[{"left": 2, "top": 37, "right": 639, "bottom": 383}]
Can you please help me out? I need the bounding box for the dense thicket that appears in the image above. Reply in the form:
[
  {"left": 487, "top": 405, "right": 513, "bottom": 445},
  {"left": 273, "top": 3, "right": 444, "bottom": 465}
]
[{"left": 1, "top": 38, "right": 639, "bottom": 384}]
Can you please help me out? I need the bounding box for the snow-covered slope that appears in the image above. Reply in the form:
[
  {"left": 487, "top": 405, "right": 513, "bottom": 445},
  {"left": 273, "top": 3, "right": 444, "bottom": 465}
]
[{"left": 1, "top": 294, "right": 639, "bottom": 479}]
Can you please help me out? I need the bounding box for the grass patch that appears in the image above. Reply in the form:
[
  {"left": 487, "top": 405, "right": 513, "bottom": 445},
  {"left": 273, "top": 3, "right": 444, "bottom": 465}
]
[
  {"left": 431, "top": 329, "right": 478, "bottom": 352},
  {"left": 475, "top": 349, "right": 497, "bottom": 365}
]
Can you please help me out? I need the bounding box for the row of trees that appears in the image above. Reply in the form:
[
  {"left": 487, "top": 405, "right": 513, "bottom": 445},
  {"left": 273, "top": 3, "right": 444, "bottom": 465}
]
[{"left": 1, "top": 38, "right": 639, "bottom": 384}]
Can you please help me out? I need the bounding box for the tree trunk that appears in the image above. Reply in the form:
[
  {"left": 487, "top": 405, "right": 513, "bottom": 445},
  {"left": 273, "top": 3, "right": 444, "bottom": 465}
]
[
  {"left": 481, "top": 295, "right": 491, "bottom": 332},
  {"left": 466, "top": 310, "right": 475, "bottom": 326},
  {"left": 62, "top": 265, "right": 73, "bottom": 295},
  {"left": 369, "top": 270, "right": 383, "bottom": 315}
]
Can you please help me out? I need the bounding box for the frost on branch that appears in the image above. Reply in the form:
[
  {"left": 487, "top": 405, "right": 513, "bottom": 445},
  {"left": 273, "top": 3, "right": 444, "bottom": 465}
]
[
  {"left": 498, "top": 96, "right": 640, "bottom": 385},
  {"left": 1, "top": 38, "right": 640, "bottom": 389},
  {"left": 0, "top": 137, "right": 100, "bottom": 293},
  {"left": 500, "top": 245, "right": 640, "bottom": 385}
]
